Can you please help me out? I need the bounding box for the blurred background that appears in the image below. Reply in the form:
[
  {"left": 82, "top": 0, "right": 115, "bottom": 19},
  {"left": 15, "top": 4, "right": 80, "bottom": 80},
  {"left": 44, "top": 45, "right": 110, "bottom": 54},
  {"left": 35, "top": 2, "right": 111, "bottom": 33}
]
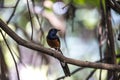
[{"left": 0, "top": 0, "right": 120, "bottom": 80}]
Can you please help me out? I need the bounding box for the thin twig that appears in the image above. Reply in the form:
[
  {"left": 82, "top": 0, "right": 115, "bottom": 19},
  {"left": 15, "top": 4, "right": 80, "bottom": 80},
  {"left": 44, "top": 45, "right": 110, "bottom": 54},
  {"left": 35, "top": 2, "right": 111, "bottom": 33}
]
[
  {"left": 7, "top": 0, "right": 20, "bottom": 24},
  {"left": 98, "top": 0, "right": 106, "bottom": 79},
  {"left": 86, "top": 69, "right": 97, "bottom": 80},
  {"left": 56, "top": 67, "right": 84, "bottom": 80},
  {"left": 31, "top": 0, "right": 45, "bottom": 44},
  {"left": 0, "top": 29, "right": 20, "bottom": 80},
  {"left": 0, "top": 6, "right": 15, "bottom": 8},
  {"left": 26, "top": 0, "right": 34, "bottom": 40},
  {"left": 0, "top": 45, "right": 8, "bottom": 80}
]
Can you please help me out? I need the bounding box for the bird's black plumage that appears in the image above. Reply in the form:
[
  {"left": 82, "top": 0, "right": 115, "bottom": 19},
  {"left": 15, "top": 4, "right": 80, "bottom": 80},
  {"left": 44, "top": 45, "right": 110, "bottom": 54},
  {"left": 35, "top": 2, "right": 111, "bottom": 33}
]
[{"left": 47, "top": 29, "right": 58, "bottom": 40}]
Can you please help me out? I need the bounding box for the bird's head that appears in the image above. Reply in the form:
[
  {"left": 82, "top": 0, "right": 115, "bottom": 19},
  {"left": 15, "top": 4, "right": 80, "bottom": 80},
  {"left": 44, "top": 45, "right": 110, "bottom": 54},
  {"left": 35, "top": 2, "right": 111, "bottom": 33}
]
[{"left": 48, "top": 28, "right": 60, "bottom": 36}]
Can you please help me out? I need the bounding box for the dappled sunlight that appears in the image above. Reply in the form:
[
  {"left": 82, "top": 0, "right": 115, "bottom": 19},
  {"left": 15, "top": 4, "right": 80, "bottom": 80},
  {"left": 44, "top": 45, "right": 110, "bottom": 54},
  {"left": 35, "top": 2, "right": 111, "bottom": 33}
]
[
  {"left": 0, "top": 0, "right": 120, "bottom": 80},
  {"left": 19, "top": 65, "right": 48, "bottom": 80},
  {"left": 9, "top": 64, "right": 56, "bottom": 80}
]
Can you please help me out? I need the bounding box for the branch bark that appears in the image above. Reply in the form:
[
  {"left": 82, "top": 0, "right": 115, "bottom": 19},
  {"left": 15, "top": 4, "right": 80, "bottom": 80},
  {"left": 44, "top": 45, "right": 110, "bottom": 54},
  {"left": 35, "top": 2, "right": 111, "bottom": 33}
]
[
  {"left": 105, "top": 0, "right": 118, "bottom": 79},
  {"left": 108, "top": 0, "right": 120, "bottom": 14},
  {"left": 0, "top": 19, "right": 120, "bottom": 71}
]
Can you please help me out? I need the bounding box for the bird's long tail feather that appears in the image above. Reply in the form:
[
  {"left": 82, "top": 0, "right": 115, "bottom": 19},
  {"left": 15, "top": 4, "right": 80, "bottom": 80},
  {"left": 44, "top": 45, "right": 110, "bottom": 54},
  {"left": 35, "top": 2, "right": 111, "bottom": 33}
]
[{"left": 57, "top": 48, "right": 71, "bottom": 76}]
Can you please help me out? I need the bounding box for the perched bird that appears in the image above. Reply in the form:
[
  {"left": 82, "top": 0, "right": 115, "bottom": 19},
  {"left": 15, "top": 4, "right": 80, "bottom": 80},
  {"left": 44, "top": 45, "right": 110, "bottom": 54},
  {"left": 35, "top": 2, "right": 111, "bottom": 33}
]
[{"left": 46, "top": 28, "right": 71, "bottom": 76}]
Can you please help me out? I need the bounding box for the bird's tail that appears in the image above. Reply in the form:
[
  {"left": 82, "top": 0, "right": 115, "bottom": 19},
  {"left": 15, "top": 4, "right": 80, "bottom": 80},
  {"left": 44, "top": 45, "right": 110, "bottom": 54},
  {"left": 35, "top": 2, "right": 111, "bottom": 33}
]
[{"left": 57, "top": 48, "right": 71, "bottom": 76}]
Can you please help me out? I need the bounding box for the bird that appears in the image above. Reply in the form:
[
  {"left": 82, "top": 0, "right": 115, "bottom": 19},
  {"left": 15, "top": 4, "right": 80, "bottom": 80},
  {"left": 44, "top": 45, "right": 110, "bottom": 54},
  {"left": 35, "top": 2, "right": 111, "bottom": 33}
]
[{"left": 46, "top": 28, "right": 71, "bottom": 77}]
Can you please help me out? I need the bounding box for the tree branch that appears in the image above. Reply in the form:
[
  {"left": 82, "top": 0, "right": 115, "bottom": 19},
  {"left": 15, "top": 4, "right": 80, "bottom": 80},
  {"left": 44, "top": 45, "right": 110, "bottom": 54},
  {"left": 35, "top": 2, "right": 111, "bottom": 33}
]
[
  {"left": 108, "top": 0, "right": 120, "bottom": 14},
  {"left": 0, "top": 19, "right": 120, "bottom": 71}
]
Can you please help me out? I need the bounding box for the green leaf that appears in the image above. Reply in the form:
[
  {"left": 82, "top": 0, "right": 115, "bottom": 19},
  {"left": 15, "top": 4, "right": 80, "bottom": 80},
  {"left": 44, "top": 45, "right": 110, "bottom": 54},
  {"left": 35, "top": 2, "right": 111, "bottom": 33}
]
[{"left": 73, "top": 0, "right": 85, "bottom": 6}]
